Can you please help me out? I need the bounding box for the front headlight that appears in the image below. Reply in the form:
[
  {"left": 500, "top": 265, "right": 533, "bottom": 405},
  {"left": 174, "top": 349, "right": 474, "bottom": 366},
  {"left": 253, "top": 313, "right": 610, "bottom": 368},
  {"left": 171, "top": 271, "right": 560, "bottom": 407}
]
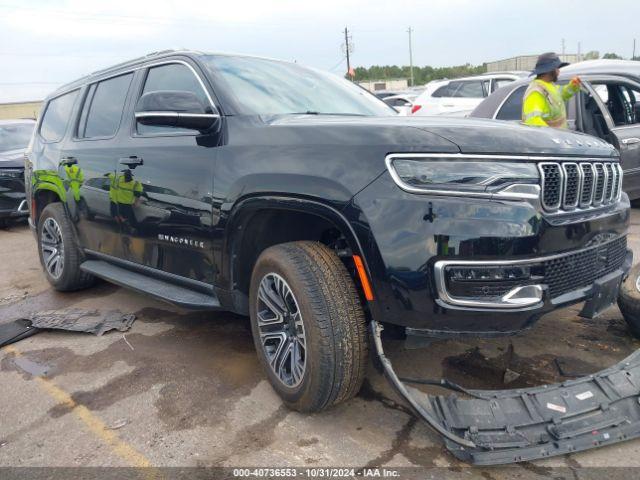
[{"left": 386, "top": 155, "right": 539, "bottom": 197}]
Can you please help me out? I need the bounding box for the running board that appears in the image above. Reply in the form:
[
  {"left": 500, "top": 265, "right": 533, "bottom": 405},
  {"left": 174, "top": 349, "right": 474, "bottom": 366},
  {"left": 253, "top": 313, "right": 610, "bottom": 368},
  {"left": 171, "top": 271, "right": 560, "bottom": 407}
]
[
  {"left": 371, "top": 320, "right": 640, "bottom": 465},
  {"left": 80, "top": 260, "right": 220, "bottom": 310}
]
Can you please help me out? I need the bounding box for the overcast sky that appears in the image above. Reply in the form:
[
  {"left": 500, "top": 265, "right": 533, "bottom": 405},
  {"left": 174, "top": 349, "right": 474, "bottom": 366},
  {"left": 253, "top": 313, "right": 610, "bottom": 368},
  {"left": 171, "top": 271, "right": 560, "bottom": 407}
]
[{"left": 0, "top": 0, "right": 638, "bottom": 102}]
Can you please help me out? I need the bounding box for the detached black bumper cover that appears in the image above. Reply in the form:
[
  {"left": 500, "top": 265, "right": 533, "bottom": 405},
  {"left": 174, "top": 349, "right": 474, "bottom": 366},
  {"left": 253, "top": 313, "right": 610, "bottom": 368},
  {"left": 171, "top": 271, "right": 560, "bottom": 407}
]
[{"left": 373, "top": 321, "right": 640, "bottom": 465}]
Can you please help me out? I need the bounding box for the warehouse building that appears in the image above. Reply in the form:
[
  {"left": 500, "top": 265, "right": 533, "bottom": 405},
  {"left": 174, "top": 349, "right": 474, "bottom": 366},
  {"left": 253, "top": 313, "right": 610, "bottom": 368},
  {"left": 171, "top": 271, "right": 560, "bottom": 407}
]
[
  {"left": 357, "top": 78, "right": 409, "bottom": 92},
  {"left": 486, "top": 54, "right": 580, "bottom": 72},
  {"left": 0, "top": 101, "right": 42, "bottom": 120}
]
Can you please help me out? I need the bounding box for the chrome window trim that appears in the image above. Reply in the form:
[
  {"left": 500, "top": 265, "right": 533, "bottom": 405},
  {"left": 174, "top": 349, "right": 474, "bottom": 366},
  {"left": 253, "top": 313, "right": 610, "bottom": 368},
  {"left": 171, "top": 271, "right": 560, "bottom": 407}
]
[
  {"left": 579, "top": 162, "right": 595, "bottom": 207},
  {"left": 561, "top": 162, "right": 580, "bottom": 209},
  {"left": 134, "top": 111, "right": 220, "bottom": 119},
  {"left": 434, "top": 235, "right": 626, "bottom": 310},
  {"left": 538, "top": 162, "right": 563, "bottom": 211}
]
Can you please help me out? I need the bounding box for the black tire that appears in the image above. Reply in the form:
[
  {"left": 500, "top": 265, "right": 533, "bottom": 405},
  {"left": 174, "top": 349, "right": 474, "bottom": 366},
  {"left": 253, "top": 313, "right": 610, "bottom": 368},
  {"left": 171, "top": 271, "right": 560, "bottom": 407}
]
[
  {"left": 249, "top": 241, "right": 368, "bottom": 412},
  {"left": 617, "top": 264, "right": 640, "bottom": 338},
  {"left": 37, "top": 203, "right": 95, "bottom": 291}
]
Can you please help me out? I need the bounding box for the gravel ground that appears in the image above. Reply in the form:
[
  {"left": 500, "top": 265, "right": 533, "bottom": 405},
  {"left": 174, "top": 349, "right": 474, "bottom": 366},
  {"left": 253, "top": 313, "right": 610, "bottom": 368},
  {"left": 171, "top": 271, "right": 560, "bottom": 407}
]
[{"left": 2, "top": 212, "right": 640, "bottom": 479}]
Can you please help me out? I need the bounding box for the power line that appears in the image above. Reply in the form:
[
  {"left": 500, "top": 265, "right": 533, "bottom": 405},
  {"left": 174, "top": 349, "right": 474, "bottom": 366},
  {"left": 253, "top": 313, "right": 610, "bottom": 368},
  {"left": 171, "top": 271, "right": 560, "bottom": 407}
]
[{"left": 328, "top": 57, "right": 346, "bottom": 72}]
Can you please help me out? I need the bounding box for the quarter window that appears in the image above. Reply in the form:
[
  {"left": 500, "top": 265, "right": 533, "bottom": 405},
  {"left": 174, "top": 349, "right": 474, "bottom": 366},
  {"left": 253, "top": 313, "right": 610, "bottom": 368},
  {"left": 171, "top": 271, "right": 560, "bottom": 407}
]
[
  {"left": 136, "top": 63, "right": 209, "bottom": 135},
  {"left": 431, "top": 84, "right": 452, "bottom": 98},
  {"left": 496, "top": 85, "right": 527, "bottom": 121},
  {"left": 77, "top": 73, "right": 133, "bottom": 139},
  {"left": 40, "top": 90, "right": 79, "bottom": 142}
]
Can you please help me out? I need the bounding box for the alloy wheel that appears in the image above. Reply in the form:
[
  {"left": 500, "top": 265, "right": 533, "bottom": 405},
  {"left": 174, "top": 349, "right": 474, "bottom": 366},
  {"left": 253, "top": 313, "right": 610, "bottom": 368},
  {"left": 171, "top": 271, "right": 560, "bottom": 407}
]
[
  {"left": 40, "top": 217, "right": 65, "bottom": 279},
  {"left": 256, "top": 273, "right": 307, "bottom": 388}
]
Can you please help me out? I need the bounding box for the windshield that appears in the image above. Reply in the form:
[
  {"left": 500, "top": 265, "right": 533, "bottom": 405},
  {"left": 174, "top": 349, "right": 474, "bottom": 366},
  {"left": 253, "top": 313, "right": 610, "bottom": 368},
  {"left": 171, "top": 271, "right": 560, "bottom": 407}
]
[
  {"left": 202, "top": 55, "right": 396, "bottom": 116},
  {"left": 0, "top": 123, "right": 34, "bottom": 152}
]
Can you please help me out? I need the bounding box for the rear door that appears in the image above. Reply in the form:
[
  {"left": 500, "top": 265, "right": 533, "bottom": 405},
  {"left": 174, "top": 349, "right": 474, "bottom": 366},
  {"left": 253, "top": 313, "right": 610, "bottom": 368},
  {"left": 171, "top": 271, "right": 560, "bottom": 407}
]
[
  {"left": 62, "top": 72, "right": 135, "bottom": 257},
  {"left": 442, "top": 80, "right": 488, "bottom": 115},
  {"left": 114, "top": 59, "right": 217, "bottom": 284}
]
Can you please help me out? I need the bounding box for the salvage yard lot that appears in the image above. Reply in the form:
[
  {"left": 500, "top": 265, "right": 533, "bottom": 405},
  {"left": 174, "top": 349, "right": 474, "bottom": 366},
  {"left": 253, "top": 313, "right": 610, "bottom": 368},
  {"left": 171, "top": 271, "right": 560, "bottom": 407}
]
[{"left": 2, "top": 212, "right": 640, "bottom": 477}]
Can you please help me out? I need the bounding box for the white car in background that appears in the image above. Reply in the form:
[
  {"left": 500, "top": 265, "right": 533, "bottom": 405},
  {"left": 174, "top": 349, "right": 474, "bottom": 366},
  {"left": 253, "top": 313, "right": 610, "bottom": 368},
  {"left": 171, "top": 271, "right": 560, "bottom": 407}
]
[
  {"left": 411, "top": 72, "right": 528, "bottom": 116},
  {"left": 382, "top": 93, "right": 417, "bottom": 115}
]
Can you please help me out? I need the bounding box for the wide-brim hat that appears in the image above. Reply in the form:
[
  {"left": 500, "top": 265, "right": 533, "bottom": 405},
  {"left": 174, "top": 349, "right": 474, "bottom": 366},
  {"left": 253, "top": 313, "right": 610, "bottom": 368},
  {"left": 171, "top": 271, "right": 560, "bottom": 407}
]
[{"left": 531, "top": 52, "right": 569, "bottom": 76}]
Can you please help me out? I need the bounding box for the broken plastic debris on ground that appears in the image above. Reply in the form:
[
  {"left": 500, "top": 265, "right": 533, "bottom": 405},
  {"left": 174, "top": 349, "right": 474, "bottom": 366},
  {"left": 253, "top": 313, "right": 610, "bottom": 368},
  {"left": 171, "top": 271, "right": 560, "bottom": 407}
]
[{"left": 0, "top": 308, "right": 136, "bottom": 348}]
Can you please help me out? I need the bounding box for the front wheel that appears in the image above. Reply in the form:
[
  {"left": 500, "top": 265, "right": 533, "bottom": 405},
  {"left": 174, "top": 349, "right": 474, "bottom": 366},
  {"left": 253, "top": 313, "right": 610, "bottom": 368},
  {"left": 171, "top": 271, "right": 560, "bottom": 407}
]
[
  {"left": 618, "top": 264, "right": 640, "bottom": 339},
  {"left": 249, "top": 241, "right": 368, "bottom": 412},
  {"left": 37, "top": 203, "right": 95, "bottom": 291}
]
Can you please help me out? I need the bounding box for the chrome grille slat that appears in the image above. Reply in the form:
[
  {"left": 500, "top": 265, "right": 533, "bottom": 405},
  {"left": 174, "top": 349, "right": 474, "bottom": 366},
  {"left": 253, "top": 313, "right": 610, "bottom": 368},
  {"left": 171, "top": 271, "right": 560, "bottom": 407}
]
[
  {"left": 593, "top": 163, "right": 605, "bottom": 205},
  {"left": 561, "top": 163, "right": 580, "bottom": 209},
  {"left": 579, "top": 163, "right": 594, "bottom": 207},
  {"left": 539, "top": 160, "right": 622, "bottom": 213},
  {"left": 605, "top": 163, "right": 614, "bottom": 202}
]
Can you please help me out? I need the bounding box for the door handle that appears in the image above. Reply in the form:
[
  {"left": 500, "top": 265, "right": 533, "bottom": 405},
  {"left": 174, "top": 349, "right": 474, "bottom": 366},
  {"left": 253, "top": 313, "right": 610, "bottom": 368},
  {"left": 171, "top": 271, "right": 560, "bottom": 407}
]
[
  {"left": 118, "top": 156, "right": 144, "bottom": 167},
  {"left": 60, "top": 156, "right": 77, "bottom": 166},
  {"left": 622, "top": 138, "right": 640, "bottom": 145}
]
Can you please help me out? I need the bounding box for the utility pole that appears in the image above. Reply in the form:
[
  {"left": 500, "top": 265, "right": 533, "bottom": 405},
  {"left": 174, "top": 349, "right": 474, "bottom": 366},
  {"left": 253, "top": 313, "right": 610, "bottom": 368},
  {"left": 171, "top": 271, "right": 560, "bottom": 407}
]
[
  {"left": 343, "top": 27, "right": 352, "bottom": 80},
  {"left": 577, "top": 41, "right": 581, "bottom": 61},
  {"left": 561, "top": 38, "right": 565, "bottom": 57},
  {"left": 634, "top": 38, "right": 637, "bottom": 59},
  {"left": 407, "top": 27, "right": 414, "bottom": 87}
]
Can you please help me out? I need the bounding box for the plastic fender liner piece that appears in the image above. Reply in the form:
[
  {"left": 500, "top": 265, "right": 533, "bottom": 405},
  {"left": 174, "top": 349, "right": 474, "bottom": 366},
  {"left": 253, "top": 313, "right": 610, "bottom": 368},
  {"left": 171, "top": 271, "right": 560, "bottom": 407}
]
[
  {"left": 0, "top": 319, "right": 39, "bottom": 348},
  {"left": 370, "top": 319, "right": 640, "bottom": 465}
]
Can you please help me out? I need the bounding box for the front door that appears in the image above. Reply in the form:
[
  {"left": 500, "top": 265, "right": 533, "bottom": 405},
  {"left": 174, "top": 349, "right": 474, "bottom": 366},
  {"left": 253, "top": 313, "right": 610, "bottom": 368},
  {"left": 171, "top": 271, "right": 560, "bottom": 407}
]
[
  {"left": 116, "top": 60, "right": 218, "bottom": 284},
  {"left": 586, "top": 78, "right": 640, "bottom": 200}
]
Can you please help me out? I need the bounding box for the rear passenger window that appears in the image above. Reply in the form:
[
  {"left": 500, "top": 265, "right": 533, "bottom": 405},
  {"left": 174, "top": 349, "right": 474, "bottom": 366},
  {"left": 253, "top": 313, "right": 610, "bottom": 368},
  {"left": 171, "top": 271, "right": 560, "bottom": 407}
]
[
  {"left": 39, "top": 90, "right": 79, "bottom": 142},
  {"left": 451, "top": 81, "right": 485, "bottom": 98},
  {"left": 137, "top": 63, "right": 209, "bottom": 135},
  {"left": 77, "top": 73, "right": 133, "bottom": 139},
  {"left": 496, "top": 86, "right": 527, "bottom": 121}
]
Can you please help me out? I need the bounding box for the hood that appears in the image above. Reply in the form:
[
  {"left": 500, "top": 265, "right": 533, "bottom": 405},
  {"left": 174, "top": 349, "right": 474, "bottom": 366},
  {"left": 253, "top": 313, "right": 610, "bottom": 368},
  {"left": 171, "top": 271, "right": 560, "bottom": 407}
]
[
  {"left": 408, "top": 117, "right": 618, "bottom": 157},
  {"left": 264, "top": 115, "right": 617, "bottom": 158},
  {"left": 0, "top": 155, "right": 24, "bottom": 169},
  {"left": 0, "top": 148, "right": 26, "bottom": 162}
]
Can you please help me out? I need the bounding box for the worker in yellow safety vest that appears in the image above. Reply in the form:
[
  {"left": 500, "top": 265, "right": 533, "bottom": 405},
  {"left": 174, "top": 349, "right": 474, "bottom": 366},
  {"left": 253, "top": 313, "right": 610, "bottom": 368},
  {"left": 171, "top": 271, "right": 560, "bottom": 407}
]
[
  {"left": 63, "top": 163, "right": 84, "bottom": 202},
  {"left": 522, "top": 52, "right": 582, "bottom": 129},
  {"left": 107, "top": 169, "right": 144, "bottom": 226}
]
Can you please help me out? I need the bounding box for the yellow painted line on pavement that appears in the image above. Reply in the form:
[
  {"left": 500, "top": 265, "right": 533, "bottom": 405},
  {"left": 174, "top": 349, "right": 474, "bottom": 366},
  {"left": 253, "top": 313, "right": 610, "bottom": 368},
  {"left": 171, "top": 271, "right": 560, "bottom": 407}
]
[{"left": 2, "top": 344, "right": 153, "bottom": 469}]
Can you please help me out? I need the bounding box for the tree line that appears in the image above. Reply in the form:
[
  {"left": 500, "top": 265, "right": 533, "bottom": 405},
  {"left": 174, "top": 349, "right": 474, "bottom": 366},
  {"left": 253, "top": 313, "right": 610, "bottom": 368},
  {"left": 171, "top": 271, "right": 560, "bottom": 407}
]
[
  {"left": 352, "top": 64, "right": 486, "bottom": 85},
  {"left": 352, "top": 52, "right": 638, "bottom": 85}
]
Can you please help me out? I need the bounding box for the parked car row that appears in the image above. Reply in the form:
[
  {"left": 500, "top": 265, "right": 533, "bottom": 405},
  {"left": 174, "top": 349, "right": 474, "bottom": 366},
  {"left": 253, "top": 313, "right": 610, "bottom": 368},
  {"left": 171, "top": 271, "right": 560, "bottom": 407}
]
[{"left": 0, "top": 119, "right": 35, "bottom": 227}]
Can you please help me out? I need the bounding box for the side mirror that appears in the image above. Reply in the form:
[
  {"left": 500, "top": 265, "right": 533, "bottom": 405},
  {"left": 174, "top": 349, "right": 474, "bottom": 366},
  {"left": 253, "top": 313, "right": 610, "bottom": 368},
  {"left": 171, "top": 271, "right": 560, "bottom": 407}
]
[{"left": 134, "top": 90, "right": 220, "bottom": 132}]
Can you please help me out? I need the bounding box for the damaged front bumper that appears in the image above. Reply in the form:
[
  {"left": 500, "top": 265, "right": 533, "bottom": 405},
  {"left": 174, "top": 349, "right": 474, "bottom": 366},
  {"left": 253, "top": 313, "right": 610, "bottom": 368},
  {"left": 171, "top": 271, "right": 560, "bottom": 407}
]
[{"left": 372, "top": 320, "right": 640, "bottom": 465}]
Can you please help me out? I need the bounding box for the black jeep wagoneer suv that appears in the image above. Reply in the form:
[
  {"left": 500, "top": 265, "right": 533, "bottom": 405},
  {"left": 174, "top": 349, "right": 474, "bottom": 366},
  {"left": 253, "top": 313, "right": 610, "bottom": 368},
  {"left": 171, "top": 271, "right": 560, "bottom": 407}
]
[{"left": 26, "top": 50, "right": 631, "bottom": 413}]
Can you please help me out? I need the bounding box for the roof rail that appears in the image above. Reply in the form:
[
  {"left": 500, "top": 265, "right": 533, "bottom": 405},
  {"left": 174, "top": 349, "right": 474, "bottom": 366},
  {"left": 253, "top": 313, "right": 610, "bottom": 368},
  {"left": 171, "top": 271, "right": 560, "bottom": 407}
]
[
  {"left": 89, "top": 49, "right": 181, "bottom": 77},
  {"left": 51, "top": 49, "right": 192, "bottom": 96}
]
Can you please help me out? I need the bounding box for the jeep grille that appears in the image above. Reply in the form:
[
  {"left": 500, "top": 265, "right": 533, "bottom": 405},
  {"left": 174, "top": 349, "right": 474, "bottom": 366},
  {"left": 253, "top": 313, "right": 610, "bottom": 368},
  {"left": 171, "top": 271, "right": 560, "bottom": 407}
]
[{"left": 538, "top": 161, "right": 622, "bottom": 212}]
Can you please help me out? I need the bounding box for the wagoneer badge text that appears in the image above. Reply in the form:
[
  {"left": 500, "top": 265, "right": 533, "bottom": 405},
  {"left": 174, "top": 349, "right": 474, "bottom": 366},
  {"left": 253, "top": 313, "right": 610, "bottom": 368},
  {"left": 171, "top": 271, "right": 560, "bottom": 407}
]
[{"left": 157, "top": 234, "right": 205, "bottom": 249}]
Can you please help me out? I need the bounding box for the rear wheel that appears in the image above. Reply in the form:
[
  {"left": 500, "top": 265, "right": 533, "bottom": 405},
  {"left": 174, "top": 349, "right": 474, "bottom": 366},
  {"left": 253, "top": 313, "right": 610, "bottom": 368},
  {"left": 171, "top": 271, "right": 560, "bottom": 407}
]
[
  {"left": 249, "top": 241, "right": 368, "bottom": 412},
  {"left": 617, "top": 264, "right": 640, "bottom": 339},
  {"left": 37, "top": 203, "right": 94, "bottom": 291}
]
